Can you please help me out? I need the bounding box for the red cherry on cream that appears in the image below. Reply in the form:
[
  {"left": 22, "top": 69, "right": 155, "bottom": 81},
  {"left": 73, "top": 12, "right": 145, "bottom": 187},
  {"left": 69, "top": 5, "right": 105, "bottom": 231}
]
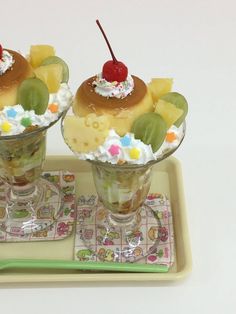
[
  {"left": 102, "top": 60, "right": 128, "bottom": 83},
  {"left": 96, "top": 20, "right": 128, "bottom": 83}
]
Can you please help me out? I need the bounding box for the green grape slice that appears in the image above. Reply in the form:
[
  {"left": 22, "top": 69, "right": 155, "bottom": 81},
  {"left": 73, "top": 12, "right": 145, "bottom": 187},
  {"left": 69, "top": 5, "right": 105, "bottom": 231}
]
[
  {"left": 41, "top": 56, "right": 69, "bottom": 83},
  {"left": 17, "top": 78, "right": 49, "bottom": 115},
  {"left": 160, "top": 92, "right": 188, "bottom": 127},
  {"left": 131, "top": 112, "right": 167, "bottom": 152}
]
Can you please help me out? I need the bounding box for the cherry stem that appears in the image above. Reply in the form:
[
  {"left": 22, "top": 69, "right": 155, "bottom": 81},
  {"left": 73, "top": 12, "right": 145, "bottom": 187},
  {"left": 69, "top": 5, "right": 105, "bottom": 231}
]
[
  {"left": 96, "top": 20, "right": 118, "bottom": 64},
  {"left": 0, "top": 44, "right": 3, "bottom": 60}
]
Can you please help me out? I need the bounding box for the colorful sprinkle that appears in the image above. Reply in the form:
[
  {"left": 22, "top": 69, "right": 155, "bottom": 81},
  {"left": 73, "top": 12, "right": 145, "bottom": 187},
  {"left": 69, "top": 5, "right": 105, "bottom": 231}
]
[
  {"left": 166, "top": 132, "right": 177, "bottom": 143},
  {"left": 48, "top": 103, "right": 59, "bottom": 113},
  {"left": 21, "top": 117, "right": 32, "bottom": 128},
  {"left": 6, "top": 108, "right": 17, "bottom": 118},
  {"left": 120, "top": 135, "right": 131, "bottom": 147},
  {"left": 1, "top": 121, "right": 12, "bottom": 133},
  {"left": 129, "top": 148, "right": 140, "bottom": 160},
  {"left": 108, "top": 144, "right": 120, "bottom": 156}
]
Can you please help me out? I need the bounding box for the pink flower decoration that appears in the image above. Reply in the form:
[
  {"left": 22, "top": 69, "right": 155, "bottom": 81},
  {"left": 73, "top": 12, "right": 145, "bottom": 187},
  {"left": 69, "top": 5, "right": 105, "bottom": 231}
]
[{"left": 108, "top": 144, "right": 120, "bottom": 156}]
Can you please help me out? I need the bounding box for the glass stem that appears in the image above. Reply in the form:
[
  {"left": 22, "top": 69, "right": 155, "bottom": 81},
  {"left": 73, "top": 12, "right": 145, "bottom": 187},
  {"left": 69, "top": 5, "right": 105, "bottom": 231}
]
[
  {"left": 10, "top": 183, "right": 37, "bottom": 198},
  {"left": 108, "top": 208, "right": 141, "bottom": 228}
]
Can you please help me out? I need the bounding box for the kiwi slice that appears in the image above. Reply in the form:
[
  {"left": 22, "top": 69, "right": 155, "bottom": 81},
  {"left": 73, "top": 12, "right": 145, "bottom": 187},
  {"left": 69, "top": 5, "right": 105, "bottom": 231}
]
[
  {"left": 160, "top": 92, "right": 188, "bottom": 127},
  {"left": 18, "top": 78, "right": 49, "bottom": 115},
  {"left": 41, "top": 56, "right": 69, "bottom": 83},
  {"left": 131, "top": 112, "right": 167, "bottom": 152}
]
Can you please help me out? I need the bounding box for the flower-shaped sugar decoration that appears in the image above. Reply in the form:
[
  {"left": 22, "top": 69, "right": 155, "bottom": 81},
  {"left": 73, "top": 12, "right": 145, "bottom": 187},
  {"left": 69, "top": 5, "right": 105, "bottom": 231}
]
[
  {"left": 166, "top": 132, "right": 177, "bottom": 143},
  {"left": 120, "top": 135, "right": 131, "bottom": 147},
  {"left": 129, "top": 148, "right": 140, "bottom": 160},
  {"left": 6, "top": 108, "right": 17, "bottom": 118},
  {"left": 108, "top": 144, "right": 120, "bottom": 156},
  {"left": 48, "top": 103, "right": 59, "bottom": 113},
  {"left": 1, "top": 121, "right": 12, "bottom": 133},
  {"left": 21, "top": 117, "right": 32, "bottom": 128}
]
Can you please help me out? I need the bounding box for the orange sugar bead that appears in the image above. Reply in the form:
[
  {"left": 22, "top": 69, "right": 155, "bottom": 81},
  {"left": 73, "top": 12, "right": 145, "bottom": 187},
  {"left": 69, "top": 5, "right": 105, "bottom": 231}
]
[
  {"left": 166, "top": 132, "right": 177, "bottom": 143},
  {"left": 48, "top": 103, "right": 59, "bottom": 113}
]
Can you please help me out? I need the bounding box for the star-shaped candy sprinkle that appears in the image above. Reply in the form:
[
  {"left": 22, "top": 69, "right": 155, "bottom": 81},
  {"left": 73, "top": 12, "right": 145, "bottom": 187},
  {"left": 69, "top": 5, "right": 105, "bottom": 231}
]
[
  {"left": 21, "top": 117, "right": 32, "bottom": 128},
  {"left": 120, "top": 135, "right": 131, "bottom": 147},
  {"left": 108, "top": 144, "right": 120, "bottom": 156},
  {"left": 6, "top": 108, "right": 17, "bottom": 118},
  {"left": 166, "top": 132, "right": 177, "bottom": 143},
  {"left": 48, "top": 103, "right": 59, "bottom": 113},
  {"left": 1, "top": 121, "right": 12, "bottom": 133},
  {"left": 129, "top": 148, "right": 140, "bottom": 160}
]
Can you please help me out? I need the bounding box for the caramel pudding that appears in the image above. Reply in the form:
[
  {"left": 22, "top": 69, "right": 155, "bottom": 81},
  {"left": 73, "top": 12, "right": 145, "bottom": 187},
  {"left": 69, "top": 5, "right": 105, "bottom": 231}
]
[
  {"left": 73, "top": 75, "right": 154, "bottom": 136},
  {"left": 0, "top": 49, "right": 33, "bottom": 109}
]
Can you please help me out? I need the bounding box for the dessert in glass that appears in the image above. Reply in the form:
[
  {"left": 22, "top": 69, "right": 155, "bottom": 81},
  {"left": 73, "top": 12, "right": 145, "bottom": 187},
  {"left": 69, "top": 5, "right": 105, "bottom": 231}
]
[
  {"left": 62, "top": 20, "right": 187, "bottom": 261},
  {"left": 0, "top": 44, "right": 72, "bottom": 235}
]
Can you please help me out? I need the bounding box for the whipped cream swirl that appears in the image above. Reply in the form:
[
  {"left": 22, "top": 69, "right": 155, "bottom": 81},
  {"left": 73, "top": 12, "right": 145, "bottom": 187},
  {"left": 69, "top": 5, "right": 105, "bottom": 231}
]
[
  {"left": 76, "top": 125, "right": 184, "bottom": 165},
  {"left": 76, "top": 129, "right": 155, "bottom": 165},
  {"left": 0, "top": 50, "right": 14, "bottom": 75},
  {"left": 93, "top": 73, "right": 134, "bottom": 99}
]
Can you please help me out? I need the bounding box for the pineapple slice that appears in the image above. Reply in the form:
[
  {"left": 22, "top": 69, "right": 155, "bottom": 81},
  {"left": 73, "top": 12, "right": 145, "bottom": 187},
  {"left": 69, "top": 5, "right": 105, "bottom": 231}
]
[
  {"left": 29, "top": 45, "right": 55, "bottom": 68},
  {"left": 34, "top": 64, "right": 63, "bottom": 93},
  {"left": 155, "top": 99, "right": 183, "bottom": 128},
  {"left": 148, "top": 78, "right": 173, "bottom": 102},
  {"left": 63, "top": 114, "right": 111, "bottom": 153}
]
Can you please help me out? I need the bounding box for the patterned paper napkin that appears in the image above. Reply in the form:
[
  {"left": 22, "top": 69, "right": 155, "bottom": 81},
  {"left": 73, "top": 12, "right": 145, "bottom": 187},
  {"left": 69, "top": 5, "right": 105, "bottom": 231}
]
[
  {"left": 74, "top": 193, "right": 175, "bottom": 268},
  {"left": 0, "top": 171, "right": 76, "bottom": 242}
]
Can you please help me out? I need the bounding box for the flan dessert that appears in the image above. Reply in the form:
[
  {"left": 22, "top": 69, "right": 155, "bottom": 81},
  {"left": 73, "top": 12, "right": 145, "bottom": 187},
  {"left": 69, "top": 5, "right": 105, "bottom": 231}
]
[{"left": 73, "top": 75, "right": 154, "bottom": 136}]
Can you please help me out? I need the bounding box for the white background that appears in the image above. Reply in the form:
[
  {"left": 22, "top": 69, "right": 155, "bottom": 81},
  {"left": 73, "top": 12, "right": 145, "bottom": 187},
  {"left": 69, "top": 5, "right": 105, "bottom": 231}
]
[{"left": 1, "top": 0, "right": 236, "bottom": 313}]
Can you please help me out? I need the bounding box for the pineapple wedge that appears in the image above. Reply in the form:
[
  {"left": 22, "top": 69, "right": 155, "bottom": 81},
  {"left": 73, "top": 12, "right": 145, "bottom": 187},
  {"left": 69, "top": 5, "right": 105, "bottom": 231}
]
[
  {"left": 34, "top": 64, "right": 63, "bottom": 93},
  {"left": 30, "top": 45, "right": 55, "bottom": 68},
  {"left": 155, "top": 99, "right": 183, "bottom": 129},
  {"left": 148, "top": 78, "right": 173, "bottom": 102},
  {"left": 63, "top": 114, "right": 111, "bottom": 153}
]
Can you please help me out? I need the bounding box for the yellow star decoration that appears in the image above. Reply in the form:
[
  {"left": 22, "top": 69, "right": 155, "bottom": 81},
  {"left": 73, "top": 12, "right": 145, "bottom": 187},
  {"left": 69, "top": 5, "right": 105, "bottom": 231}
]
[
  {"left": 129, "top": 148, "right": 140, "bottom": 160},
  {"left": 1, "top": 121, "right": 12, "bottom": 133}
]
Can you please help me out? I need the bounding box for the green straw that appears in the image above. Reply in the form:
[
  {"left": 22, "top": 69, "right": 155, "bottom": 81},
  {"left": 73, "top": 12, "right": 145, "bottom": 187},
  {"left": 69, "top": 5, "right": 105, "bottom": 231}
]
[{"left": 0, "top": 259, "right": 168, "bottom": 273}]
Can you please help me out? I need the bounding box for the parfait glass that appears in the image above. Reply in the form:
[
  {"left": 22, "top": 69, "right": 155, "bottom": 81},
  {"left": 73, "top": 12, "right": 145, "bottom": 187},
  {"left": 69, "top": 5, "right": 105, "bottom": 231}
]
[
  {"left": 89, "top": 160, "right": 157, "bottom": 259},
  {"left": 61, "top": 111, "right": 185, "bottom": 261},
  {"left": 0, "top": 116, "right": 64, "bottom": 236}
]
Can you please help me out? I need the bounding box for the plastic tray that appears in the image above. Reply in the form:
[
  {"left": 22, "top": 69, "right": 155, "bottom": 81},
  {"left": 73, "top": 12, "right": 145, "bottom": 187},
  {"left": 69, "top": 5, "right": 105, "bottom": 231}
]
[{"left": 0, "top": 156, "right": 192, "bottom": 283}]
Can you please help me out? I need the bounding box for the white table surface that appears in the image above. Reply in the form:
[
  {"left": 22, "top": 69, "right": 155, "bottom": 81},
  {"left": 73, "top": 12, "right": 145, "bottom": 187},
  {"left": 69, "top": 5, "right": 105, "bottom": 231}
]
[{"left": 1, "top": 0, "right": 235, "bottom": 313}]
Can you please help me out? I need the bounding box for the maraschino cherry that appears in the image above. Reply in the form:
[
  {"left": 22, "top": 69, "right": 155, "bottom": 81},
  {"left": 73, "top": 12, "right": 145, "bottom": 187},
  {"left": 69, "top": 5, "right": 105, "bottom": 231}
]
[
  {"left": 96, "top": 20, "right": 128, "bottom": 83},
  {"left": 0, "top": 44, "right": 3, "bottom": 60}
]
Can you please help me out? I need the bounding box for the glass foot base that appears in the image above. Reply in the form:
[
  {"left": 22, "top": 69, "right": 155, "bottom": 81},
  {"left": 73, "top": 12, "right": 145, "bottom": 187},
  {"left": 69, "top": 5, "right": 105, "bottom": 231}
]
[
  {"left": 0, "top": 178, "right": 63, "bottom": 236},
  {"left": 78, "top": 204, "right": 162, "bottom": 262}
]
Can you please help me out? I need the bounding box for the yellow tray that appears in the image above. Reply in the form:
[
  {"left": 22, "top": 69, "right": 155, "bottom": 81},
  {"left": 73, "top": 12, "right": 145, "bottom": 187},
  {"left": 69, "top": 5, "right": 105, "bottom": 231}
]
[{"left": 0, "top": 156, "right": 192, "bottom": 283}]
